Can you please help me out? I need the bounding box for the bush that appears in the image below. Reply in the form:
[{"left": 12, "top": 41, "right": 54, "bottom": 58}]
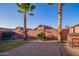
[
  {"left": 1, "top": 32, "right": 15, "bottom": 40},
  {"left": 37, "top": 32, "right": 45, "bottom": 40}
]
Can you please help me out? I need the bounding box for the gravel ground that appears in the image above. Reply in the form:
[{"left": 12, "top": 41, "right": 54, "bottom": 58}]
[
  {"left": 0, "top": 41, "right": 72, "bottom": 56},
  {"left": 0, "top": 42, "right": 61, "bottom": 56}
]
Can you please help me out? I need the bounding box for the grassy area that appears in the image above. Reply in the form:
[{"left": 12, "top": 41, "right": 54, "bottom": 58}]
[{"left": 0, "top": 40, "right": 29, "bottom": 53}]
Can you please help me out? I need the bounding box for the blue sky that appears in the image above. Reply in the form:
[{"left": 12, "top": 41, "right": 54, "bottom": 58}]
[{"left": 0, "top": 3, "right": 79, "bottom": 29}]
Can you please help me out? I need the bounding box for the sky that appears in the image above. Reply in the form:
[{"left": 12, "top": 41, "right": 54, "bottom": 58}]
[{"left": 0, "top": 3, "right": 79, "bottom": 29}]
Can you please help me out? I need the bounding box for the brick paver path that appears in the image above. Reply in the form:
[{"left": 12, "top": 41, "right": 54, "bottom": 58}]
[{"left": 1, "top": 41, "right": 69, "bottom": 56}]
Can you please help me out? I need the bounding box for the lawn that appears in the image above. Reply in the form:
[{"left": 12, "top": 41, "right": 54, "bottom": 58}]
[{"left": 0, "top": 40, "right": 29, "bottom": 53}]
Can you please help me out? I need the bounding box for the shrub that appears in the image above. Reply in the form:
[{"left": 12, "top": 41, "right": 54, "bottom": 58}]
[
  {"left": 1, "top": 32, "right": 15, "bottom": 40},
  {"left": 37, "top": 32, "right": 45, "bottom": 40}
]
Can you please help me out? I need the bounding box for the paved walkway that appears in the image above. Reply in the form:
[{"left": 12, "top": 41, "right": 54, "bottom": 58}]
[{"left": 0, "top": 42, "right": 70, "bottom": 56}]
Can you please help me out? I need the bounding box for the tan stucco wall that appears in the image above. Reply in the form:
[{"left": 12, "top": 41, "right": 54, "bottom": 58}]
[
  {"left": 75, "top": 26, "right": 79, "bottom": 33},
  {"left": 69, "top": 26, "right": 79, "bottom": 33},
  {"left": 68, "top": 25, "right": 79, "bottom": 41},
  {"left": 70, "top": 28, "right": 73, "bottom": 33}
]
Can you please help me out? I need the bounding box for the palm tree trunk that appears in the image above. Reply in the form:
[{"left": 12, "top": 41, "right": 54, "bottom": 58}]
[
  {"left": 58, "top": 3, "right": 63, "bottom": 42},
  {"left": 43, "top": 25, "right": 45, "bottom": 40},
  {"left": 24, "top": 12, "right": 27, "bottom": 40}
]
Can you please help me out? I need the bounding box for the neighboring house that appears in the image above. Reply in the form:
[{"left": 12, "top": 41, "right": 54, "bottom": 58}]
[
  {"left": 37, "top": 25, "right": 45, "bottom": 34},
  {"left": 0, "top": 25, "right": 71, "bottom": 40},
  {"left": 13, "top": 25, "right": 69, "bottom": 40},
  {"left": 33, "top": 25, "right": 58, "bottom": 40},
  {"left": 68, "top": 24, "right": 79, "bottom": 42},
  {"left": 69, "top": 24, "right": 79, "bottom": 33},
  {"left": 34, "top": 25, "right": 53, "bottom": 30},
  {"left": 14, "top": 26, "right": 32, "bottom": 34},
  {"left": 14, "top": 27, "right": 24, "bottom": 34},
  {"left": 62, "top": 29, "right": 69, "bottom": 41},
  {"left": 27, "top": 30, "right": 38, "bottom": 39}
]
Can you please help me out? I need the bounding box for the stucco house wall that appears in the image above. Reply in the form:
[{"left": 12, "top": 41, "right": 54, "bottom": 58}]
[
  {"left": 69, "top": 28, "right": 73, "bottom": 33},
  {"left": 75, "top": 26, "right": 79, "bottom": 33},
  {"left": 68, "top": 24, "right": 79, "bottom": 42},
  {"left": 69, "top": 26, "right": 79, "bottom": 33}
]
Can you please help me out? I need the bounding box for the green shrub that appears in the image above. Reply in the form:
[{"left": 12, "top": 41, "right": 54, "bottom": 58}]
[
  {"left": 37, "top": 32, "right": 45, "bottom": 40},
  {"left": 1, "top": 32, "right": 15, "bottom": 40}
]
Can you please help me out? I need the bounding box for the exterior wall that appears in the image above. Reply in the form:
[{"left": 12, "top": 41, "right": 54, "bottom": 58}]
[
  {"left": 69, "top": 26, "right": 79, "bottom": 33},
  {"left": 27, "top": 29, "right": 58, "bottom": 40},
  {"left": 14, "top": 28, "right": 23, "bottom": 34},
  {"left": 0, "top": 27, "right": 69, "bottom": 40},
  {"left": 37, "top": 26, "right": 45, "bottom": 33},
  {"left": 75, "top": 26, "right": 79, "bottom": 33},
  {"left": 62, "top": 29, "right": 69, "bottom": 40},
  {"left": 45, "top": 29, "right": 58, "bottom": 40},
  {"left": 27, "top": 30, "right": 38, "bottom": 39},
  {"left": 68, "top": 25, "right": 79, "bottom": 42},
  {"left": 14, "top": 29, "right": 69, "bottom": 40},
  {"left": 69, "top": 28, "right": 73, "bottom": 33}
]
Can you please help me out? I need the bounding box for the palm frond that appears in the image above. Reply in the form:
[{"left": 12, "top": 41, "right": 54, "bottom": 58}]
[
  {"left": 17, "top": 10, "right": 24, "bottom": 13},
  {"left": 62, "top": 3, "right": 64, "bottom": 6},
  {"left": 21, "top": 3, "right": 30, "bottom": 9},
  {"left": 48, "top": 3, "right": 54, "bottom": 5},
  {"left": 16, "top": 3, "right": 36, "bottom": 14},
  {"left": 30, "top": 5, "right": 36, "bottom": 11},
  {"left": 29, "top": 13, "right": 34, "bottom": 16},
  {"left": 16, "top": 3, "right": 21, "bottom": 8}
]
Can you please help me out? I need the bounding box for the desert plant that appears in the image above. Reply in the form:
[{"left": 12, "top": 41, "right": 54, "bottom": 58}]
[{"left": 37, "top": 32, "right": 45, "bottom": 40}]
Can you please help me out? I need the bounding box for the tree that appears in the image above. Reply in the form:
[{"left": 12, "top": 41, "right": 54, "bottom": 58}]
[
  {"left": 48, "top": 3, "right": 63, "bottom": 42},
  {"left": 58, "top": 3, "right": 63, "bottom": 42},
  {"left": 16, "top": 3, "right": 36, "bottom": 40}
]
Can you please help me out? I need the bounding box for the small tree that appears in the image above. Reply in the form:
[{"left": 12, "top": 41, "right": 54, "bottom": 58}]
[{"left": 37, "top": 32, "right": 45, "bottom": 40}]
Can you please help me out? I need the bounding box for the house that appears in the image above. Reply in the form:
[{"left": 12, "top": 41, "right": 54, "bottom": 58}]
[
  {"left": 37, "top": 25, "right": 45, "bottom": 33},
  {"left": 34, "top": 25, "right": 58, "bottom": 40},
  {"left": 69, "top": 24, "right": 79, "bottom": 33},
  {"left": 13, "top": 25, "right": 68, "bottom": 40},
  {"left": 0, "top": 25, "right": 70, "bottom": 40},
  {"left": 14, "top": 27, "right": 24, "bottom": 34},
  {"left": 62, "top": 29, "right": 69, "bottom": 41},
  {"left": 68, "top": 24, "right": 79, "bottom": 42}
]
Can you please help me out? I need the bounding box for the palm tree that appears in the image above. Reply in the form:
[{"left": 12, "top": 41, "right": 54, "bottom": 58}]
[
  {"left": 58, "top": 3, "right": 63, "bottom": 42},
  {"left": 48, "top": 3, "right": 63, "bottom": 42},
  {"left": 16, "top": 3, "right": 36, "bottom": 40}
]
